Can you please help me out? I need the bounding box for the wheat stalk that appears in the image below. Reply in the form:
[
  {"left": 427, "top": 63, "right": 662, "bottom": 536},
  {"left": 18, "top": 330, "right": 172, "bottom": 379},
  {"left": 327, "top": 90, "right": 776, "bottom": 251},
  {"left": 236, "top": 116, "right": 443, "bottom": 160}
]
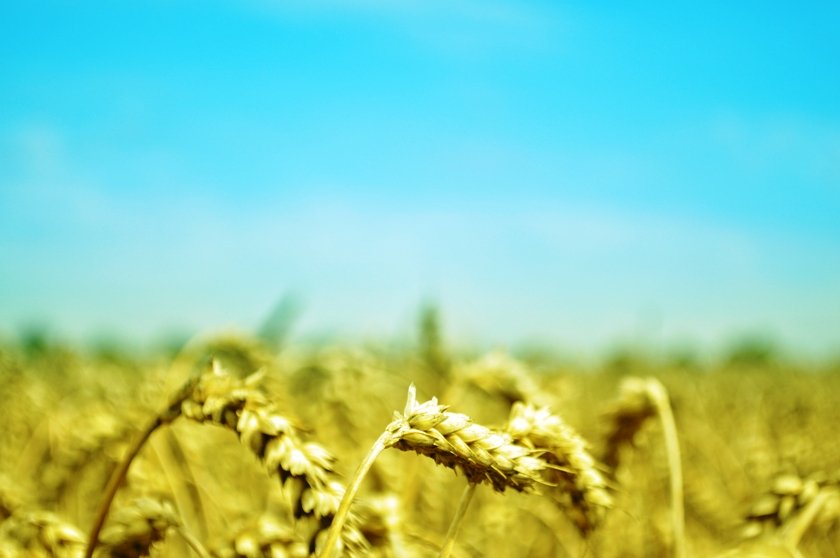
[
  {"left": 321, "top": 384, "right": 549, "bottom": 558},
  {"left": 181, "top": 364, "right": 369, "bottom": 556},
  {"left": 438, "top": 483, "right": 477, "bottom": 558},
  {"left": 599, "top": 377, "right": 684, "bottom": 558},
  {"left": 84, "top": 373, "right": 200, "bottom": 558},
  {"left": 645, "top": 379, "right": 686, "bottom": 558}
]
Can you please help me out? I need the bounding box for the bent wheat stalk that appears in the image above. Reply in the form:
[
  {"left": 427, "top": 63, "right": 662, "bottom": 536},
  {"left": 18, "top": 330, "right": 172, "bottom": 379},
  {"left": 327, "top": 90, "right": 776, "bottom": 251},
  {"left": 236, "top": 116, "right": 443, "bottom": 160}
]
[
  {"left": 85, "top": 374, "right": 200, "bottom": 558},
  {"left": 600, "top": 377, "right": 684, "bottom": 558},
  {"left": 181, "top": 364, "right": 369, "bottom": 556},
  {"left": 321, "top": 384, "right": 548, "bottom": 558},
  {"left": 87, "top": 361, "right": 368, "bottom": 558},
  {"left": 645, "top": 379, "right": 685, "bottom": 558}
]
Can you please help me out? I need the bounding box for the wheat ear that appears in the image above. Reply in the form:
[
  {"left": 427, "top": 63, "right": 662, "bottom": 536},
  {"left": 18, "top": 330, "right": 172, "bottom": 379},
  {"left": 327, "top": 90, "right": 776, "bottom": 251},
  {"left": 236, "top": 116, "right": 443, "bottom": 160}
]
[
  {"left": 181, "top": 364, "right": 369, "bottom": 556},
  {"left": 600, "top": 376, "right": 658, "bottom": 471},
  {"left": 507, "top": 402, "right": 613, "bottom": 534},
  {"left": 213, "top": 514, "right": 309, "bottom": 558},
  {"left": 321, "top": 384, "right": 548, "bottom": 558}
]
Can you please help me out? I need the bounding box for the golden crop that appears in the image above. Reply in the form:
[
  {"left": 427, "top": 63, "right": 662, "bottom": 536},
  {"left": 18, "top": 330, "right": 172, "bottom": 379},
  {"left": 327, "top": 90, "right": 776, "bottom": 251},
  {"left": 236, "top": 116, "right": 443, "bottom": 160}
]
[{"left": 1, "top": 330, "right": 838, "bottom": 557}]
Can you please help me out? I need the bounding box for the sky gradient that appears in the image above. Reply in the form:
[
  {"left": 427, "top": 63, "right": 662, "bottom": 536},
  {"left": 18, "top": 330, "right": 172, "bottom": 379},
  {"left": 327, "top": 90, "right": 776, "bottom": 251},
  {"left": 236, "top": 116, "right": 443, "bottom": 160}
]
[{"left": 1, "top": 1, "right": 839, "bottom": 357}]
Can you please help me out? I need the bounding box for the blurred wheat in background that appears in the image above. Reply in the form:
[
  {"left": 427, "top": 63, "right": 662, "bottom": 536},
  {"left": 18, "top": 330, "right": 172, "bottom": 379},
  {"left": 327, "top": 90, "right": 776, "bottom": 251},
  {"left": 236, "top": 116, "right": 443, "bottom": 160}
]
[{"left": 1, "top": 316, "right": 839, "bottom": 557}]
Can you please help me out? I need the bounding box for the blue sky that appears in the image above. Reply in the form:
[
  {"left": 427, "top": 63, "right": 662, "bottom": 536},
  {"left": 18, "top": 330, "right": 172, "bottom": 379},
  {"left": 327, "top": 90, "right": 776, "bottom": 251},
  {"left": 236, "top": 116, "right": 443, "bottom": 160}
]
[{"left": 1, "top": 1, "right": 839, "bottom": 356}]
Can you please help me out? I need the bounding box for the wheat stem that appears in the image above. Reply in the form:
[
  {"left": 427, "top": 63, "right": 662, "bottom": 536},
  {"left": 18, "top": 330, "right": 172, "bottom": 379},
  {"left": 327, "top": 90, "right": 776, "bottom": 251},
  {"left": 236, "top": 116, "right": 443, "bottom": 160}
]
[
  {"left": 84, "top": 375, "right": 198, "bottom": 558},
  {"left": 781, "top": 488, "right": 836, "bottom": 549},
  {"left": 647, "top": 379, "right": 685, "bottom": 558},
  {"left": 175, "top": 524, "right": 212, "bottom": 558},
  {"left": 161, "top": 428, "right": 208, "bottom": 541},
  {"left": 320, "top": 430, "right": 390, "bottom": 558},
  {"left": 439, "top": 483, "right": 477, "bottom": 558}
]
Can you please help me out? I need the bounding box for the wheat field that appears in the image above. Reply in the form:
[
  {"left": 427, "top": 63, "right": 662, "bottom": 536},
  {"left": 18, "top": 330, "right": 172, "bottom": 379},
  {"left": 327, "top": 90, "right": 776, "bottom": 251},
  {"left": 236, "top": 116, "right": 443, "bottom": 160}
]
[{"left": 1, "top": 325, "right": 838, "bottom": 557}]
